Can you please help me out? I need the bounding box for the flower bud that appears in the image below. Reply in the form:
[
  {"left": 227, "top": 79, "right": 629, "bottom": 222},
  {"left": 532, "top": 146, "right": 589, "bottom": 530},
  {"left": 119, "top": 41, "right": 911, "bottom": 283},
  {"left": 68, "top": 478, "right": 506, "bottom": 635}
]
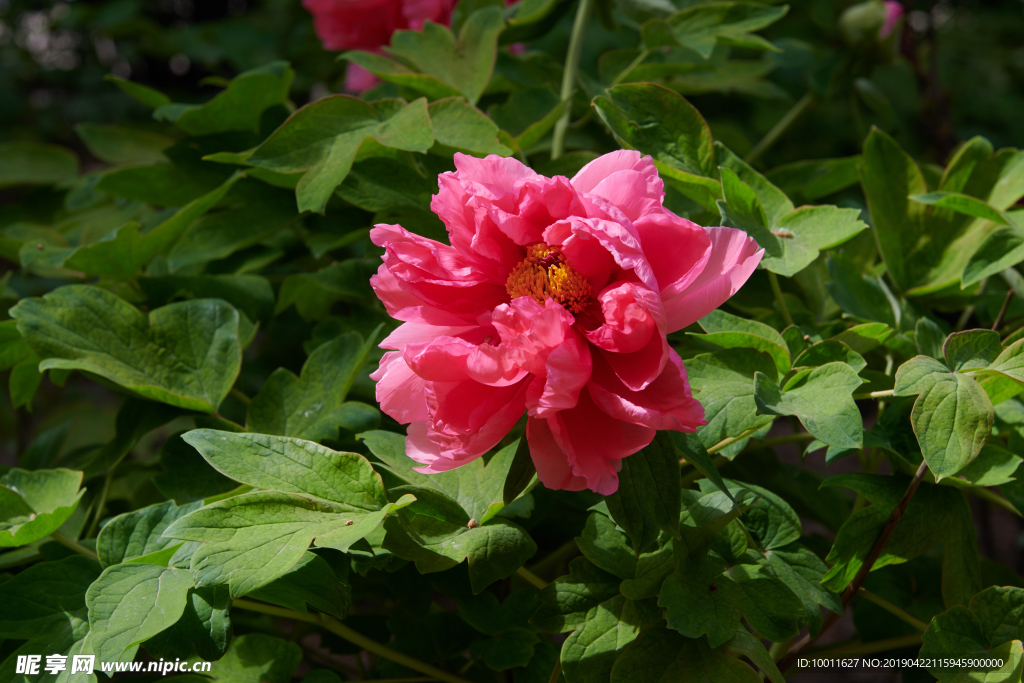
[{"left": 839, "top": 0, "right": 904, "bottom": 62}]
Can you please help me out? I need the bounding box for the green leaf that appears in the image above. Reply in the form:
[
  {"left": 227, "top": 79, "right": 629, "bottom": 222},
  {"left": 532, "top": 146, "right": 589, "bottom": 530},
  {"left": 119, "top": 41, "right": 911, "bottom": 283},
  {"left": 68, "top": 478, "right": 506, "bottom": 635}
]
[
  {"left": 84, "top": 563, "right": 194, "bottom": 661},
  {"left": 953, "top": 443, "right": 1022, "bottom": 486},
  {"left": 826, "top": 253, "right": 900, "bottom": 328},
  {"left": 894, "top": 355, "right": 993, "bottom": 479},
  {"left": 274, "top": 259, "right": 377, "bottom": 320},
  {"left": 165, "top": 490, "right": 413, "bottom": 596},
  {"left": 921, "top": 586, "right": 1024, "bottom": 682},
  {"left": 911, "top": 192, "right": 1011, "bottom": 225},
  {"left": 247, "top": 551, "right": 352, "bottom": 619},
  {"left": 153, "top": 432, "right": 238, "bottom": 504},
  {"left": 605, "top": 432, "right": 682, "bottom": 552},
  {"left": 792, "top": 340, "right": 867, "bottom": 373},
  {"left": 248, "top": 96, "right": 433, "bottom": 214},
  {"left": 943, "top": 329, "right": 1002, "bottom": 371},
  {"left": 154, "top": 62, "right": 294, "bottom": 136},
  {"left": 0, "top": 555, "right": 100, "bottom": 638},
  {"left": 684, "top": 349, "right": 777, "bottom": 449},
  {"left": 705, "top": 479, "right": 800, "bottom": 551},
  {"left": 962, "top": 220, "right": 1024, "bottom": 288},
  {"left": 144, "top": 585, "right": 231, "bottom": 662},
  {"left": 0, "top": 468, "right": 84, "bottom": 547},
  {"left": 576, "top": 512, "right": 637, "bottom": 580},
  {"left": 754, "top": 362, "right": 863, "bottom": 449},
  {"left": 428, "top": 97, "right": 512, "bottom": 156},
  {"left": 382, "top": 488, "right": 537, "bottom": 593},
  {"left": 503, "top": 437, "right": 537, "bottom": 506},
  {"left": 760, "top": 205, "right": 868, "bottom": 278},
  {"left": 104, "top": 74, "right": 171, "bottom": 109},
  {"left": 203, "top": 633, "right": 301, "bottom": 683},
  {"left": 560, "top": 594, "right": 660, "bottom": 683},
  {"left": 470, "top": 627, "right": 540, "bottom": 670},
  {"left": 0, "top": 141, "right": 78, "bottom": 188},
  {"left": 672, "top": 432, "right": 730, "bottom": 498},
  {"left": 694, "top": 309, "right": 790, "bottom": 374},
  {"left": 379, "top": 6, "right": 503, "bottom": 104},
  {"left": 660, "top": 550, "right": 804, "bottom": 647},
  {"left": 97, "top": 500, "right": 201, "bottom": 568},
  {"left": 362, "top": 429, "right": 522, "bottom": 523},
  {"left": 767, "top": 542, "right": 842, "bottom": 634},
  {"left": 592, "top": 84, "right": 715, "bottom": 178},
  {"left": 917, "top": 318, "right": 946, "bottom": 359},
  {"left": 715, "top": 143, "right": 793, "bottom": 224},
  {"left": 643, "top": 2, "right": 788, "bottom": 58},
  {"left": 75, "top": 124, "right": 173, "bottom": 165},
  {"left": 620, "top": 542, "right": 674, "bottom": 600},
  {"left": 859, "top": 127, "right": 928, "bottom": 292},
  {"left": 822, "top": 475, "right": 982, "bottom": 606},
  {"left": 610, "top": 624, "right": 763, "bottom": 683},
  {"left": 181, "top": 430, "right": 389, "bottom": 510},
  {"left": 62, "top": 174, "right": 242, "bottom": 280},
  {"left": 12, "top": 286, "right": 242, "bottom": 413},
  {"left": 247, "top": 330, "right": 381, "bottom": 441},
  {"left": 765, "top": 156, "right": 860, "bottom": 204},
  {"left": 532, "top": 557, "right": 621, "bottom": 633}
]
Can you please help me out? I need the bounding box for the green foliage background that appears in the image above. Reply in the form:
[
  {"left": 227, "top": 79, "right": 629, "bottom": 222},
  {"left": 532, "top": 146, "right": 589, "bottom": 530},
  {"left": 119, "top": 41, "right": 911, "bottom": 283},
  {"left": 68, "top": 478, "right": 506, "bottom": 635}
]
[{"left": 1, "top": 1, "right": 1024, "bottom": 682}]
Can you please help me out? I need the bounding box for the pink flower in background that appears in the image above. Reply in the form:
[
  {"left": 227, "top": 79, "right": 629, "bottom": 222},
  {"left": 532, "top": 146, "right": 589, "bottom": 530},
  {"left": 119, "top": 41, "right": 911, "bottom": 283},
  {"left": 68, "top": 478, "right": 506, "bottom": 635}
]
[
  {"left": 304, "top": 0, "right": 517, "bottom": 92},
  {"left": 369, "top": 152, "right": 763, "bottom": 495},
  {"left": 879, "top": 1, "right": 903, "bottom": 39}
]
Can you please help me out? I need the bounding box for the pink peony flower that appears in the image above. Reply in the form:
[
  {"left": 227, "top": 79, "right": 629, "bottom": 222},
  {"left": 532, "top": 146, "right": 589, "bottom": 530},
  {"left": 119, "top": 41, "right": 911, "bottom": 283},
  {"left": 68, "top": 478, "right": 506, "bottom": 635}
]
[
  {"left": 879, "top": 1, "right": 903, "bottom": 39},
  {"left": 369, "top": 151, "right": 763, "bottom": 495}
]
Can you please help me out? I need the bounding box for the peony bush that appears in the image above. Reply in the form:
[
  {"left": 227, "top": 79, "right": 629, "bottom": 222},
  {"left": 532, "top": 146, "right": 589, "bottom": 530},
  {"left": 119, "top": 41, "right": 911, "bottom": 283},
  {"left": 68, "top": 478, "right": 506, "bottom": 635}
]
[{"left": 1, "top": 2, "right": 1024, "bottom": 683}]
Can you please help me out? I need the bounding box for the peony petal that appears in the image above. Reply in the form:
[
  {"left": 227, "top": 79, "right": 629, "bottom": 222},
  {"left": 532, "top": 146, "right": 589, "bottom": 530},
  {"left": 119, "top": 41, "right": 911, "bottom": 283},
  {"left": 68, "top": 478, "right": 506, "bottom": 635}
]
[
  {"left": 546, "top": 389, "right": 654, "bottom": 495},
  {"left": 526, "top": 416, "right": 588, "bottom": 491},
  {"left": 570, "top": 150, "right": 657, "bottom": 194},
  {"left": 634, "top": 212, "right": 712, "bottom": 299},
  {"left": 584, "top": 169, "right": 664, "bottom": 222},
  {"left": 661, "top": 226, "right": 763, "bottom": 333},
  {"left": 420, "top": 378, "right": 529, "bottom": 464},
  {"left": 371, "top": 351, "right": 429, "bottom": 423},
  {"left": 598, "top": 328, "right": 670, "bottom": 392},
  {"left": 525, "top": 331, "right": 592, "bottom": 418},
  {"left": 589, "top": 349, "right": 705, "bottom": 432},
  {"left": 584, "top": 281, "right": 659, "bottom": 354}
]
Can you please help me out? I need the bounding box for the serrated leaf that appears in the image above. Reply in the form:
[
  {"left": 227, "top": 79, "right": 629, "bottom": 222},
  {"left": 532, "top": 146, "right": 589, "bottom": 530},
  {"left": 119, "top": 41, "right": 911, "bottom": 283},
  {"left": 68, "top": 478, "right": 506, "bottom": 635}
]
[
  {"left": 894, "top": 355, "right": 993, "bottom": 479},
  {"left": 561, "top": 595, "right": 660, "bottom": 683},
  {"left": 576, "top": 512, "right": 637, "bottom": 580},
  {"left": 11, "top": 286, "right": 242, "bottom": 413}
]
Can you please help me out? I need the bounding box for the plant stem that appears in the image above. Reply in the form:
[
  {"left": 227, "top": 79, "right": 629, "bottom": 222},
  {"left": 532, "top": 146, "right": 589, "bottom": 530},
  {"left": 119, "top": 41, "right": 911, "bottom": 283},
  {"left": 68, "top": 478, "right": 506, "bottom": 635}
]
[
  {"left": 857, "top": 588, "right": 929, "bottom": 632},
  {"left": 611, "top": 48, "right": 651, "bottom": 85},
  {"left": 229, "top": 386, "right": 252, "bottom": 407},
  {"left": 749, "top": 431, "right": 816, "bottom": 450},
  {"left": 852, "top": 389, "right": 896, "bottom": 400},
  {"left": 527, "top": 539, "right": 580, "bottom": 580},
  {"left": 768, "top": 637, "right": 793, "bottom": 662},
  {"left": 85, "top": 470, "right": 116, "bottom": 539},
  {"left": 707, "top": 426, "right": 761, "bottom": 455},
  {"left": 768, "top": 271, "right": 795, "bottom": 327},
  {"left": 745, "top": 93, "right": 813, "bottom": 165},
  {"left": 551, "top": 0, "right": 595, "bottom": 160},
  {"left": 993, "top": 289, "right": 1015, "bottom": 331},
  {"left": 232, "top": 599, "right": 473, "bottom": 683},
  {"left": 51, "top": 531, "right": 98, "bottom": 560},
  {"left": 548, "top": 661, "right": 562, "bottom": 683},
  {"left": 515, "top": 566, "right": 549, "bottom": 589},
  {"left": 777, "top": 460, "right": 930, "bottom": 672}
]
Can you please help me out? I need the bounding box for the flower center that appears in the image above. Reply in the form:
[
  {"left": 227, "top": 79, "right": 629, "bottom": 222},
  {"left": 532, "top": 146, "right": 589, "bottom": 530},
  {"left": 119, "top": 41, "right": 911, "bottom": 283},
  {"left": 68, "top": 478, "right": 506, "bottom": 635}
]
[{"left": 505, "top": 243, "right": 592, "bottom": 314}]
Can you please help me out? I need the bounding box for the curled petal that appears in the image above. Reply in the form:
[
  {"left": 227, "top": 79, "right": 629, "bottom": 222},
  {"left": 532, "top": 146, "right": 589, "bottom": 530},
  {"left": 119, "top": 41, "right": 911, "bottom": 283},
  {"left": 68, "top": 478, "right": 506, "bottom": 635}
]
[
  {"left": 525, "top": 331, "right": 592, "bottom": 418},
  {"left": 371, "top": 352, "right": 429, "bottom": 423},
  {"left": 585, "top": 281, "right": 660, "bottom": 354},
  {"left": 589, "top": 350, "right": 705, "bottom": 432},
  {"left": 634, "top": 212, "right": 712, "bottom": 301},
  {"left": 661, "top": 226, "right": 763, "bottom": 332}
]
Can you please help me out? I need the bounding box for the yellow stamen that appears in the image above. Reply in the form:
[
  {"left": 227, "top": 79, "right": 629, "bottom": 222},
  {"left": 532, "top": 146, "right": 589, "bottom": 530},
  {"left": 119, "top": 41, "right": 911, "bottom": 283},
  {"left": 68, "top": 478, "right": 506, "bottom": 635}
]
[{"left": 505, "top": 243, "right": 592, "bottom": 314}]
